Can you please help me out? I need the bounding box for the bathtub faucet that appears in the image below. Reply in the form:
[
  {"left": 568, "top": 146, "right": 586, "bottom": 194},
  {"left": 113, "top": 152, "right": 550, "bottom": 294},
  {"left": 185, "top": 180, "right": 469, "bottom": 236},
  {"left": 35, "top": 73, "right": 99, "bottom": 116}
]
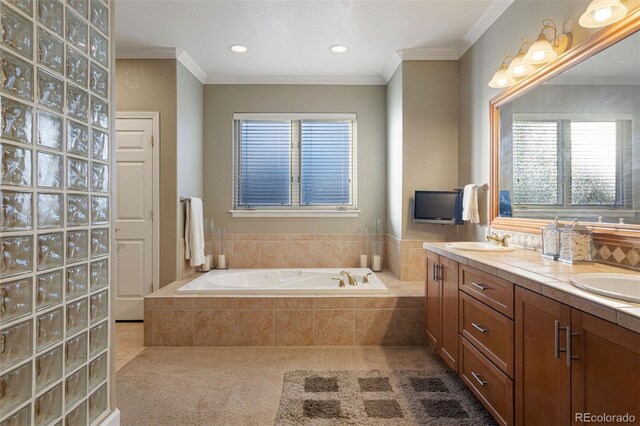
[{"left": 340, "top": 271, "right": 358, "bottom": 286}]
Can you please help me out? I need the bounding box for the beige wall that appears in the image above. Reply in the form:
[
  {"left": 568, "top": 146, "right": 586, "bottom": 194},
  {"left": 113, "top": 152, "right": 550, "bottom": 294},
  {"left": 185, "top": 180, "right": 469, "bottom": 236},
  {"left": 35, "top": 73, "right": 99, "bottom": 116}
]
[
  {"left": 386, "top": 65, "right": 404, "bottom": 239},
  {"left": 116, "top": 59, "right": 178, "bottom": 286},
  {"left": 202, "top": 84, "right": 387, "bottom": 234}
]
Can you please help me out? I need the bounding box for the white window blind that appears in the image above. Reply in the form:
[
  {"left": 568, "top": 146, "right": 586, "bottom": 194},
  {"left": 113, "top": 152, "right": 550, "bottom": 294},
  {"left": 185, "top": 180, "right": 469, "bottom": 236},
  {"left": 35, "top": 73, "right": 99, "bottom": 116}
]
[{"left": 233, "top": 114, "right": 356, "bottom": 211}]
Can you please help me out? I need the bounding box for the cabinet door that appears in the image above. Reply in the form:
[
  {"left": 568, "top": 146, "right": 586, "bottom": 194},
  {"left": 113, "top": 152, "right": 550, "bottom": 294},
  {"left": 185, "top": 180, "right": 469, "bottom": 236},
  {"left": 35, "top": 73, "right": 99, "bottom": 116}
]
[
  {"left": 571, "top": 310, "right": 640, "bottom": 425},
  {"left": 515, "top": 287, "right": 571, "bottom": 425},
  {"left": 438, "top": 257, "right": 459, "bottom": 372},
  {"left": 424, "top": 251, "right": 440, "bottom": 348}
]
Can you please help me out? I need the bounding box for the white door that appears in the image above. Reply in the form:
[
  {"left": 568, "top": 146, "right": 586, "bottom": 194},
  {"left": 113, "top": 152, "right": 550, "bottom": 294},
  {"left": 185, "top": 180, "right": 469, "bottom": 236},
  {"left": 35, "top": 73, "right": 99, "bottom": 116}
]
[{"left": 115, "top": 116, "right": 156, "bottom": 320}]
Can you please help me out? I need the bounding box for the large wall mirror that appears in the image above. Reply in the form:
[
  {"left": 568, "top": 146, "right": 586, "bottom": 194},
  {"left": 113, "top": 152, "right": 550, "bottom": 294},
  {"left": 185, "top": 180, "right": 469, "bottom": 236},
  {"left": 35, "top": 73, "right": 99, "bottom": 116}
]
[{"left": 490, "top": 10, "right": 640, "bottom": 242}]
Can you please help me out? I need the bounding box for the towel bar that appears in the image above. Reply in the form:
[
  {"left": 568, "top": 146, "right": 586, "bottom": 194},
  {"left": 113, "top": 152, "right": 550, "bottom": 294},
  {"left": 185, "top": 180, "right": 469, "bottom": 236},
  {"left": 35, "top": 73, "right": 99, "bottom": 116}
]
[
  {"left": 454, "top": 183, "right": 489, "bottom": 191},
  {"left": 180, "top": 197, "right": 205, "bottom": 202}
]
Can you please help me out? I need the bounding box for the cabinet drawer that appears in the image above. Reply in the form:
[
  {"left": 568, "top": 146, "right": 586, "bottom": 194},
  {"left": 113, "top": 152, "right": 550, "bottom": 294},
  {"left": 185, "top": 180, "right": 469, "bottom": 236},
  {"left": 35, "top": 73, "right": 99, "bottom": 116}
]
[
  {"left": 459, "top": 292, "right": 514, "bottom": 378},
  {"left": 460, "top": 337, "right": 514, "bottom": 426},
  {"left": 460, "top": 265, "right": 514, "bottom": 318}
]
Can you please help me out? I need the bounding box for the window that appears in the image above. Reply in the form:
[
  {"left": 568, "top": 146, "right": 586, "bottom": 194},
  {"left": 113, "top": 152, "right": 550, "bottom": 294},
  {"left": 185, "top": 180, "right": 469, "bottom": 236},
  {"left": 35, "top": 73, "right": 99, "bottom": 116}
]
[
  {"left": 232, "top": 114, "right": 357, "bottom": 216},
  {"left": 512, "top": 116, "right": 632, "bottom": 209}
]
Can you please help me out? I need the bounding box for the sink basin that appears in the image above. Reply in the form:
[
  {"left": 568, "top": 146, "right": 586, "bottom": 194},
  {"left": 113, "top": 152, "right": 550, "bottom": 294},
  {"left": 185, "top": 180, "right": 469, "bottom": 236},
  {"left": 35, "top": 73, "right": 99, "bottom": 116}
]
[
  {"left": 570, "top": 273, "right": 640, "bottom": 303},
  {"left": 445, "top": 242, "right": 515, "bottom": 252}
]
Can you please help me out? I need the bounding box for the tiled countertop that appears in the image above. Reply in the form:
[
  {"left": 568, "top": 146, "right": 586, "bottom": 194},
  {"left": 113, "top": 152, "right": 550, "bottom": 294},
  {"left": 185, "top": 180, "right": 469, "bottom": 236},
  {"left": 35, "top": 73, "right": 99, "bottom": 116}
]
[{"left": 424, "top": 242, "right": 640, "bottom": 333}]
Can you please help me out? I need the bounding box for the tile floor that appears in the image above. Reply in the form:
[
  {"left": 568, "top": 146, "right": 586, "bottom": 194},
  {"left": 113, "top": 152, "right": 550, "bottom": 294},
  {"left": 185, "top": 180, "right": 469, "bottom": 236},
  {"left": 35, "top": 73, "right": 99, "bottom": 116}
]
[{"left": 115, "top": 322, "right": 145, "bottom": 371}]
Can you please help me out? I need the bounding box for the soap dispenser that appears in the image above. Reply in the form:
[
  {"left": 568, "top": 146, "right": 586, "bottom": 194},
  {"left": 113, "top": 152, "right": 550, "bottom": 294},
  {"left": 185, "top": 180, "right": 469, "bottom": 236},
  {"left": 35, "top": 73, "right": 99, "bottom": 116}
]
[
  {"left": 541, "top": 217, "right": 563, "bottom": 260},
  {"left": 558, "top": 220, "right": 594, "bottom": 264}
]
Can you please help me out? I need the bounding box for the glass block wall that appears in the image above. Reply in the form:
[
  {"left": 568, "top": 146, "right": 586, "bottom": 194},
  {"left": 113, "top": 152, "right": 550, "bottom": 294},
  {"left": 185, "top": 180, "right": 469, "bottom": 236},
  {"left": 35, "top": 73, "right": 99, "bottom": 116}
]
[{"left": 0, "top": 0, "right": 112, "bottom": 424}]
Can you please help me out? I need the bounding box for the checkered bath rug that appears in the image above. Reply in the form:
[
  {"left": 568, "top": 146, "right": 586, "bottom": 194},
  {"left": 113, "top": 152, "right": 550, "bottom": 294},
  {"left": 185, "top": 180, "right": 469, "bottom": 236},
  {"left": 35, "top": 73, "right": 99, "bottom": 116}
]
[{"left": 275, "top": 370, "right": 497, "bottom": 425}]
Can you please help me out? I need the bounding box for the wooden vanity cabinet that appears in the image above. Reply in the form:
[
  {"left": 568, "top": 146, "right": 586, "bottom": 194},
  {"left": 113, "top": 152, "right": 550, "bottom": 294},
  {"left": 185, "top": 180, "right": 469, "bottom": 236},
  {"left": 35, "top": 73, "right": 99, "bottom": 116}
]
[{"left": 424, "top": 251, "right": 459, "bottom": 372}]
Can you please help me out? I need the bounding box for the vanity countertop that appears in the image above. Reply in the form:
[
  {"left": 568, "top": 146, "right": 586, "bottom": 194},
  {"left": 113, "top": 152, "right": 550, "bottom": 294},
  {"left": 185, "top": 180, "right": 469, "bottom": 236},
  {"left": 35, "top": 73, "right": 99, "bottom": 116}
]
[{"left": 423, "top": 242, "right": 640, "bottom": 333}]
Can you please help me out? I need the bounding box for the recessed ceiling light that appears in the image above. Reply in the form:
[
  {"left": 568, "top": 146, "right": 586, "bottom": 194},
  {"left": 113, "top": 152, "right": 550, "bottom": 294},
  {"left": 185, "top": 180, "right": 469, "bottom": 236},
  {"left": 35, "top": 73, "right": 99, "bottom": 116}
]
[
  {"left": 330, "top": 45, "right": 348, "bottom": 54},
  {"left": 229, "top": 45, "right": 248, "bottom": 53}
]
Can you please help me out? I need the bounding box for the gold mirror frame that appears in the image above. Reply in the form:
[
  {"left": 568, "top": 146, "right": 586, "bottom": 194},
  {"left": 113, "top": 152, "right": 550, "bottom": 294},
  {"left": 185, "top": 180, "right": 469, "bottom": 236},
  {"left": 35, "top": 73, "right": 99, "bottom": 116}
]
[{"left": 489, "top": 8, "right": 640, "bottom": 246}]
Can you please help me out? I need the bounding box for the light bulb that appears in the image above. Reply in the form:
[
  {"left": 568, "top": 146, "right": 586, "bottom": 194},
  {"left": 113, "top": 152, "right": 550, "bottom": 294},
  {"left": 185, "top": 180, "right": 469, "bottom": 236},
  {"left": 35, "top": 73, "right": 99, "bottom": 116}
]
[
  {"left": 497, "top": 77, "right": 508, "bottom": 86},
  {"left": 532, "top": 51, "right": 545, "bottom": 61},
  {"left": 593, "top": 6, "right": 613, "bottom": 22},
  {"left": 512, "top": 65, "right": 526, "bottom": 75}
]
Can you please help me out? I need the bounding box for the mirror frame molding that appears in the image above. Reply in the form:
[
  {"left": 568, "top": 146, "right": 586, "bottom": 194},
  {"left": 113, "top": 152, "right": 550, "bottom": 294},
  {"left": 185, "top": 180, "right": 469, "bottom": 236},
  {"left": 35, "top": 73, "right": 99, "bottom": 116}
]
[{"left": 489, "top": 8, "right": 640, "bottom": 246}]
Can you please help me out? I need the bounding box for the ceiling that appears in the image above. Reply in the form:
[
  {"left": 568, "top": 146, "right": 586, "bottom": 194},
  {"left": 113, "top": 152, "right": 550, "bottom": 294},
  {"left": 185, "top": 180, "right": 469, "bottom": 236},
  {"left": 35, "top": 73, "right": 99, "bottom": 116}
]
[{"left": 114, "top": 0, "right": 513, "bottom": 84}]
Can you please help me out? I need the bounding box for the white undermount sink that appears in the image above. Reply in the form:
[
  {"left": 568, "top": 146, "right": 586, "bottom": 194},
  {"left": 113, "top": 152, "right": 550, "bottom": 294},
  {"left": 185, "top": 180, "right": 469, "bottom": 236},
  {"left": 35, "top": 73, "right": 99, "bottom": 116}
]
[
  {"left": 570, "top": 273, "right": 640, "bottom": 303},
  {"left": 445, "top": 242, "right": 515, "bottom": 252}
]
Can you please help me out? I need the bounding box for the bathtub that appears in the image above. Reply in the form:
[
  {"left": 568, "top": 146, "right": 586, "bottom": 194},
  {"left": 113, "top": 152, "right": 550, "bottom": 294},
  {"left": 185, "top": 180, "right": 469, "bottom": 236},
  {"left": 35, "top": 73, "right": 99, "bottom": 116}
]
[{"left": 177, "top": 268, "right": 388, "bottom": 295}]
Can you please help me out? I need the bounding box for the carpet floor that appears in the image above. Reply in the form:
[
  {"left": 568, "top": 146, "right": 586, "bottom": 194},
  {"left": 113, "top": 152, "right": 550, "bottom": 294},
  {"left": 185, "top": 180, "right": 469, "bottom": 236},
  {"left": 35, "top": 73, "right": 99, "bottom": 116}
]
[{"left": 116, "top": 346, "right": 493, "bottom": 426}]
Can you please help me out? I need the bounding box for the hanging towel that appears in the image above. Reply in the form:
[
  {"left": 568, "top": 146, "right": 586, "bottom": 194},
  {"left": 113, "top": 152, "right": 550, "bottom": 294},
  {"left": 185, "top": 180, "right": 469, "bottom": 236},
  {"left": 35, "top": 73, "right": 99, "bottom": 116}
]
[
  {"left": 184, "top": 197, "right": 205, "bottom": 267},
  {"left": 462, "top": 184, "right": 480, "bottom": 224}
]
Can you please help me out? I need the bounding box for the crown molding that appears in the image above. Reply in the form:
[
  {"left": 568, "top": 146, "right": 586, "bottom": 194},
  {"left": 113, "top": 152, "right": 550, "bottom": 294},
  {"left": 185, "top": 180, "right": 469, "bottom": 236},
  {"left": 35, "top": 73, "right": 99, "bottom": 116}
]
[
  {"left": 206, "top": 75, "right": 386, "bottom": 85},
  {"left": 382, "top": 55, "right": 403, "bottom": 83},
  {"left": 457, "top": 0, "right": 514, "bottom": 57},
  {"left": 115, "top": 46, "right": 177, "bottom": 59},
  {"left": 396, "top": 47, "right": 459, "bottom": 60},
  {"left": 177, "top": 50, "right": 208, "bottom": 84}
]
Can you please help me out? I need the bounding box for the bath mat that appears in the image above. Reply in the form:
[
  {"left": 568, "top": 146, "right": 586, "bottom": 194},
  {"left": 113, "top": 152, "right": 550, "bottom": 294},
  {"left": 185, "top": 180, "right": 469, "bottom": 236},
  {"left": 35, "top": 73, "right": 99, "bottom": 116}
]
[{"left": 275, "top": 369, "right": 497, "bottom": 425}]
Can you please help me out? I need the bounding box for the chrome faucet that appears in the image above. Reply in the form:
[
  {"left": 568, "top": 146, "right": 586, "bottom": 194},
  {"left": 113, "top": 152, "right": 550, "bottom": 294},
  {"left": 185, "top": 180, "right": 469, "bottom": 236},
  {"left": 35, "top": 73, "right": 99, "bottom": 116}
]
[
  {"left": 340, "top": 271, "right": 358, "bottom": 286},
  {"left": 486, "top": 232, "right": 510, "bottom": 247}
]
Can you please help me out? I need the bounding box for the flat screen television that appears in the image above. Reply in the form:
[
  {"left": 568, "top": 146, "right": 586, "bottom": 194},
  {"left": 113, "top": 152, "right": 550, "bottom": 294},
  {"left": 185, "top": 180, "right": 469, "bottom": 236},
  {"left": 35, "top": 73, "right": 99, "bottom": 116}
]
[{"left": 413, "top": 190, "right": 463, "bottom": 225}]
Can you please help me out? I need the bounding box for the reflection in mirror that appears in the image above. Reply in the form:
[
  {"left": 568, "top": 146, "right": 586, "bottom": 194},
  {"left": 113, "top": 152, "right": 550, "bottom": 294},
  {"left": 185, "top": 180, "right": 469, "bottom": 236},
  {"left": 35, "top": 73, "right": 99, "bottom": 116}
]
[{"left": 498, "top": 31, "right": 639, "bottom": 225}]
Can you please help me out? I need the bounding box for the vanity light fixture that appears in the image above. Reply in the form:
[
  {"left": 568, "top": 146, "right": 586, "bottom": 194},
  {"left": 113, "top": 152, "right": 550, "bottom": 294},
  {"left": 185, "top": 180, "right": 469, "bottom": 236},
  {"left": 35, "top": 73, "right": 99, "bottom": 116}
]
[
  {"left": 579, "top": 0, "right": 628, "bottom": 28},
  {"left": 229, "top": 45, "right": 248, "bottom": 53},
  {"left": 488, "top": 54, "right": 517, "bottom": 88},
  {"left": 330, "top": 45, "right": 348, "bottom": 54},
  {"left": 523, "top": 19, "right": 571, "bottom": 65},
  {"left": 506, "top": 39, "right": 536, "bottom": 77}
]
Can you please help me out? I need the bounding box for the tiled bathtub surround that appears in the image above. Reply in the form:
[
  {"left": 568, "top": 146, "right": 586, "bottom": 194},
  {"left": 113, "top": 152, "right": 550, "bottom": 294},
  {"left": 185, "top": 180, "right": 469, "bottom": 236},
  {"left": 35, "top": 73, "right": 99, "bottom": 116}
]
[
  {"left": 385, "top": 235, "right": 427, "bottom": 281},
  {"left": 144, "top": 272, "right": 425, "bottom": 347}
]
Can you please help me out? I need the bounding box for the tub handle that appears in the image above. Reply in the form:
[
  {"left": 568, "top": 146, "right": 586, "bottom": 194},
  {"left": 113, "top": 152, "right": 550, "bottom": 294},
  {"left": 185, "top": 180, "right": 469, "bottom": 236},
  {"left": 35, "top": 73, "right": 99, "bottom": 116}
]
[
  {"left": 332, "top": 277, "right": 345, "bottom": 288},
  {"left": 362, "top": 273, "right": 372, "bottom": 284}
]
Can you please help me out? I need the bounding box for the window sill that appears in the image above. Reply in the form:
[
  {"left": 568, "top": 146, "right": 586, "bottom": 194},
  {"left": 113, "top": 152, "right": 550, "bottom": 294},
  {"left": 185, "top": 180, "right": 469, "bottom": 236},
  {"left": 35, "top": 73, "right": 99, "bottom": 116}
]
[{"left": 229, "top": 210, "right": 360, "bottom": 218}]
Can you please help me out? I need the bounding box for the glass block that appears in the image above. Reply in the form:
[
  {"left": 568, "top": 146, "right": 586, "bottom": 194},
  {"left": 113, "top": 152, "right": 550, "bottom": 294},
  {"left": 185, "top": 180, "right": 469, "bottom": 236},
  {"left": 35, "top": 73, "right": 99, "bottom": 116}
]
[
  {"left": 89, "top": 259, "right": 107, "bottom": 290},
  {"left": 1, "top": 95, "right": 33, "bottom": 144},
  {"left": 67, "top": 0, "right": 87, "bottom": 18},
  {"left": 89, "top": 383, "right": 107, "bottom": 423},
  {"left": 36, "top": 269, "right": 62, "bottom": 310},
  {"left": 89, "top": 290, "right": 107, "bottom": 324},
  {"left": 65, "top": 365, "right": 86, "bottom": 409},
  {"left": 0, "top": 277, "right": 32, "bottom": 324},
  {"left": 0, "top": 402, "right": 30, "bottom": 426},
  {"left": 37, "top": 27, "right": 63, "bottom": 74},
  {"left": 66, "top": 83, "right": 88, "bottom": 122},
  {"left": 37, "top": 69, "right": 63, "bottom": 112},
  {"left": 89, "top": 28, "right": 108, "bottom": 67},
  {"left": 91, "top": 128, "right": 108, "bottom": 161},
  {"left": 65, "top": 331, "right": 87, "bottom": 370},
  {"left": 37, "top": 109, "right": 62, "bottom": 150},
  {"left": 67, "top": 157, "right": 88, "bottom": 191},
  {"left": 91, "top": 196, "right": 108, "bottom": 224},
  {"left": 0, "top": 361, "right": 31, "bottom": 417},
  {"left": 0, "top": 235, "right": 32, "bottom": 278},
  {"left": 1, "top": 49, "right": 33, "bottom": 101},
  {"left": 65, "top": 399, "right": 86, "bottom": 425},
  {"left": 66, "top": 297, "right": 87, "bottom": 336},
  {"left": 66, "top": 9, "right": 87, "bottom": 52},
  {"left": 0, "top": 190, "right": 32, "bottom": 231},
  {"left": 0, "top": 319, "right": 32, "bottom": 368},
  {"left": 66, "top": 46, "right": 87, "bottom": 87},
  {"left": 88, "top": 320, "right": 106, "bottom": 357},
  {"left": 1, "top": 5, "right": 33, "bottom": 58},
  {"left": 36, "top": 306, "right": 62, "bottom": 350},
  {"left": 66, "top": 263, "right": 87, "bottom": 299},
  {"left": 1, "top": 144, "right": 31, "bottom": 186},
  {"left": 91, "top": 0, "right": 108, "bottom": 35},
  {"left": 37, "top": 232, "right": 63, "bottom": 270},
  {"left": 36, "top": 151, "right": 62, "bottom": 188},
  {"left": 67, "top": 229, "right": 88, "bottom": 263},
  {"left": 88, "top": 352, "right": 106, "bottom": 391},
  {"left": 35, "top": 382, "right": 62, "bottom": 426},
  {"left": 67, "top": 119, "right": 88, "bottom": 156},
  {"left": 90, "top": 162, "right": 108, "bottom": 193},
  {"left": 38, "top": 192, "right": 63, "bottom": 229},
  {"left": 37, "top": 0, "right": 63, "bottom": 36},
  {"left": 67, "top": 193, "right": 88, "bottom": 226},
  {"left": 90, "top": 96, "right": 108, "bottom": 129},
  {"left": 6, "top": 0, "right": 33, "bottom": 17},
  {"left": 89, "top": 62, "right": 107, "bottom": 98},
  {"left": 90, "top": 228, "right": 108, "bottom": 258},
  {"left": 35, "top": 344, "right": 62, "bottom": 391}
]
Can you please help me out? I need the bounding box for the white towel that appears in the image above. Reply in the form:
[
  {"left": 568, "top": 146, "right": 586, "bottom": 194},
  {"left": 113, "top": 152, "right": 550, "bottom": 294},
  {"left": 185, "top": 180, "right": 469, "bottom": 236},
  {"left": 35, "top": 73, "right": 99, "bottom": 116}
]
[
  {"left": 462, "top": 184, "right": 480, "bottom": 224},
  {"left": 184, "top": 197, "right": 205, "bottom": 267}
]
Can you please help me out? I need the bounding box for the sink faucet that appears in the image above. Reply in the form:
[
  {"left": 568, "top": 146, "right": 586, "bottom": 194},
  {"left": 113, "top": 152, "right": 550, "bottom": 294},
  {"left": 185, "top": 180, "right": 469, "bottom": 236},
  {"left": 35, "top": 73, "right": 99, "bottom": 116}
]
[
  {"left": 340, "top": 271, "right": 358, "bottom": 286},
  {"left": 486, "top": 232, "right": 511, "bottom": 247}
]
